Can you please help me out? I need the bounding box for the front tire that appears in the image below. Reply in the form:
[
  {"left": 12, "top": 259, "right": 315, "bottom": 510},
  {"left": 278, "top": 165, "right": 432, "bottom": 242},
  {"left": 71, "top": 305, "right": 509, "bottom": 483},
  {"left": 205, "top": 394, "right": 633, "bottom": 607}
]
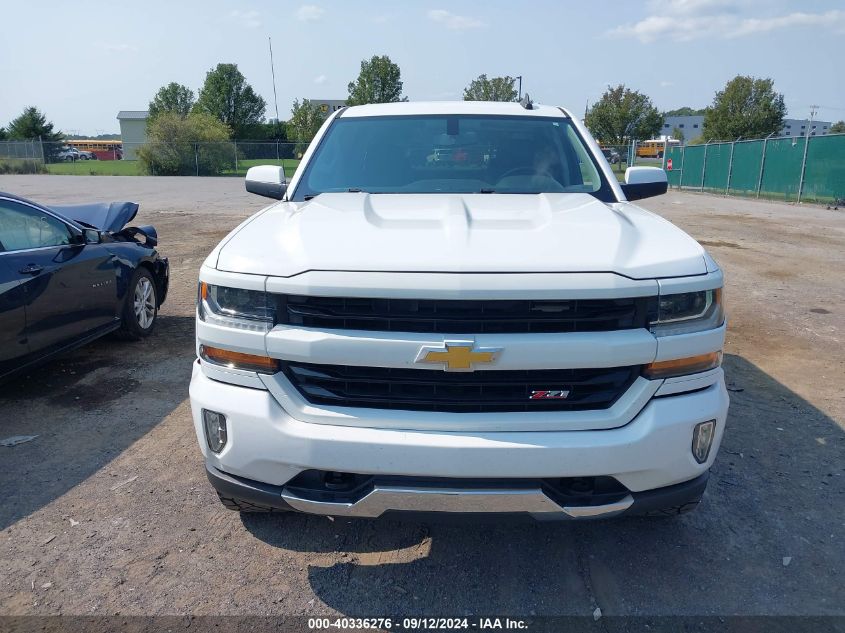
[{"left": 117, "top": 268, "right": 157, "bottom": 340}]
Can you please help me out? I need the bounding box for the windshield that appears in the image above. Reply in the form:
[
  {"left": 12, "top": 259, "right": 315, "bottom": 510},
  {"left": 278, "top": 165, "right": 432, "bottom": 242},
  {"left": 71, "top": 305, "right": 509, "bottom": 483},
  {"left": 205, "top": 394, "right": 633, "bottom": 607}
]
[{"left": 292, "top": 115, "right": 614, "bottom": 202}]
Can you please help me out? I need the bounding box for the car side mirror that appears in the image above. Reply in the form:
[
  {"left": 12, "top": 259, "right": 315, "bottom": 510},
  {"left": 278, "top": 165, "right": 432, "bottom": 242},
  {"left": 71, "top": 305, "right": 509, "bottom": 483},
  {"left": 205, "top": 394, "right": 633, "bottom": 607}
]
[
  {"left": 621, "top": 166, "right": 668, "bottom": 201},
  {"left": 83, "top": 228, "right": 101, "bottom": 244},
  {"left": 245, "top": 165, "right": 287, "bottom": 200}
]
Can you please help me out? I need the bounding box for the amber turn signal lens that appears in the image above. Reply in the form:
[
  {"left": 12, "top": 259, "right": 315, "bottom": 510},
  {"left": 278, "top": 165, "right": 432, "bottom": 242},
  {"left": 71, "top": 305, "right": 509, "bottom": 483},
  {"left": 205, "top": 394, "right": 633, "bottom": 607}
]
[
  {"left": 643, "top": 352, "right": 722, "bottom": 379},
  {"left": 200, "top": 345, "right": 279, "bottom": 373},
  {"left": 200, "top": 281, "right": 209, "bottom": 300}
]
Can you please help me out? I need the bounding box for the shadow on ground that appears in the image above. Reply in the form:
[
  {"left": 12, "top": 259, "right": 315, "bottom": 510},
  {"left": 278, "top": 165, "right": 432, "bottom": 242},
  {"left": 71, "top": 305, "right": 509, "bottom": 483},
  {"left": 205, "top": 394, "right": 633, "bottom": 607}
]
[
  {"left": 0, "top": 315, "right": 195, "bottom": 530},
  {"left": 242, "top": 354, "right": 844, "bottom": 616}
]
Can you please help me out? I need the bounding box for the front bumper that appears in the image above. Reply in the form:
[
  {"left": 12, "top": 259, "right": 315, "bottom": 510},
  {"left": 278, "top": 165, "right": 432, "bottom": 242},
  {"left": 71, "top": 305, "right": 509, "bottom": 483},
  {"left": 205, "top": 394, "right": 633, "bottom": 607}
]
[
  {"left": 189, "top": 362, "right": 729, "bottom": 508},
  {"left": 207, "top": 464, "right": 709, "bottom": 520}
]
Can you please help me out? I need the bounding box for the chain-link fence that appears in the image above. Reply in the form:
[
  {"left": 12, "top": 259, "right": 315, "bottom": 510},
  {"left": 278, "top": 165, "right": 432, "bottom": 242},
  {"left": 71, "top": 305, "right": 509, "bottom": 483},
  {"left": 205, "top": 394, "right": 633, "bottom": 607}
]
[
  {"left": 662, "top": 133, "right": 845, "bottom": 204},
  {"left": 0, "top": 140, "right": 45, "bottom": 174},
  {"left": 0, "top": 140, "right": 302, "bottom": 177}
]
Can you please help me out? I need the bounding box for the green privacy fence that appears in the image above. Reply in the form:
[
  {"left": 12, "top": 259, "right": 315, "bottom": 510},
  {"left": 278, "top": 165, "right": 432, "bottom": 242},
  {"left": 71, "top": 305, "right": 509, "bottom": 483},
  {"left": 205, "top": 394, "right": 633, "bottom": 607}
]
[{"left": 664, "top": 133, "right": 845, "bottom": 203}]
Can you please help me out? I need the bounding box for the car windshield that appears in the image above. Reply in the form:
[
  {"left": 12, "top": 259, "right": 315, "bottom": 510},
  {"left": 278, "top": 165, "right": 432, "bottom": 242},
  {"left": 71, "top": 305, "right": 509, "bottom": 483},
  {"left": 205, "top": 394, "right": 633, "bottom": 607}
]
[{"left": 292, "top": 115, "right": 614, "bottom": 202}]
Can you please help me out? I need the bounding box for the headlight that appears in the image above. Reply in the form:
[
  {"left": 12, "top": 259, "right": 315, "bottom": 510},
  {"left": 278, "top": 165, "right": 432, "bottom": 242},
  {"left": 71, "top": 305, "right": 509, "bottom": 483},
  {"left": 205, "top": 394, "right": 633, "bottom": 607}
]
[
  {"left": 198, "top": 282, "right": 274, "bottom": 331},
  {"left": 650, "top": 288, "right": 724, "bottom": 336}
]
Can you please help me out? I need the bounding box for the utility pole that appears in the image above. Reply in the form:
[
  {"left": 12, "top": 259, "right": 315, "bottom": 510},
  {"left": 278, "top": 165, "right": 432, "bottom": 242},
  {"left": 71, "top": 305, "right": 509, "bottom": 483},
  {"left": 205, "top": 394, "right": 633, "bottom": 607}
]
[
  {"left": 797, "top": 105, "right": 818, "bottom": 204},
  {"left": 268, "top": 37, "right": 280, "bottom": 123},
  {"left": 516, "top": 76, "right": 523, "bottom": 101}
]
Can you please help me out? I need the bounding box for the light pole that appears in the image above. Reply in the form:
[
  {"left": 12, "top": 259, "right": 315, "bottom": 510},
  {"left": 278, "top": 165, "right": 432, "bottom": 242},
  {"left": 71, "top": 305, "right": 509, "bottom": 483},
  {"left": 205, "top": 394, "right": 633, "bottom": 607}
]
[{"left": 516, "top": 76, "right": 523, "bottom": 101}]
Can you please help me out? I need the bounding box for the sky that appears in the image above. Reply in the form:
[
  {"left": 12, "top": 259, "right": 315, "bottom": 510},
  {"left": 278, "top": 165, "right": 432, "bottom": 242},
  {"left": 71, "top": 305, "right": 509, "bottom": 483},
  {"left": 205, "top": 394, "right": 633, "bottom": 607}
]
[{"left": 1, "top": 0, "right": 844, "bottom": 135}]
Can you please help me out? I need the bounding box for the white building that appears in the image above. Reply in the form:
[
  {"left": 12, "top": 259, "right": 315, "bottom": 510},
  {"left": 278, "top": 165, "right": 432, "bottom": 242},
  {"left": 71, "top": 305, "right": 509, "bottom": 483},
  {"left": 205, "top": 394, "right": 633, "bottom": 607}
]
[
  {"left": 116, "top": 111, "right": 149, "bottom": 159},
  {"left": 662, "top": 114, "right": 832, "bottom": 143}
]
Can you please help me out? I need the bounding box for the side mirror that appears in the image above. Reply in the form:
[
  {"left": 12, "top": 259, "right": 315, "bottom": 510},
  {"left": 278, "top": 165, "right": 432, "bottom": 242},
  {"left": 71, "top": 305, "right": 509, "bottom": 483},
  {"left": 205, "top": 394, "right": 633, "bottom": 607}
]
[
  {"left": 83, "top": 228, "right": 101, "bottom": 244},
  {"left": 621, "top": 166, "right": 668, "bottom": 201},
  {"left": 245, "top": 165, "right": 287, "bottom": 200}
]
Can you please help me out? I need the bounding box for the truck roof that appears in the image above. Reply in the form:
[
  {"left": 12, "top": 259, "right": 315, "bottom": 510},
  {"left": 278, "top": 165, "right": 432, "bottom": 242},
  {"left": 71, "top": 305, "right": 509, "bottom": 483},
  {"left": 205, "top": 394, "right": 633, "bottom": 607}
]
[{"left": 341, "top": 101, "right": 572, "bottom": 119}]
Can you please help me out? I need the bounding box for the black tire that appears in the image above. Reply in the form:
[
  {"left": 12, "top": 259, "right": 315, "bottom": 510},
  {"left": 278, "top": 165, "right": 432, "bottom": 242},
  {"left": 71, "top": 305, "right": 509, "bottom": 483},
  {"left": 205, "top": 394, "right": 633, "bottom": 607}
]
[
  {"left": 116, "top": 267, "right": 158, "bottom": 340},
  {"left": 217, "top": 492, "right": 289, "bottom": 513},
  {"left": 642, "top": 500, "right": 701, "bottom": 517}
]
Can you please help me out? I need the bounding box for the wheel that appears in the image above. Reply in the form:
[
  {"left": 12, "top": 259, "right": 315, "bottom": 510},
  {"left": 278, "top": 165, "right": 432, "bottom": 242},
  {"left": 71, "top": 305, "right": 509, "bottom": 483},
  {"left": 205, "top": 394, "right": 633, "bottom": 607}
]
[
  {"left": 116, "top": 268, "right": 157, "bottom": 340},
  {"left": 217, "top": 492, "right": 289, "bottom": 513},
  {"left": 642, "top": 500, "right": 701, "bottom": 517}
]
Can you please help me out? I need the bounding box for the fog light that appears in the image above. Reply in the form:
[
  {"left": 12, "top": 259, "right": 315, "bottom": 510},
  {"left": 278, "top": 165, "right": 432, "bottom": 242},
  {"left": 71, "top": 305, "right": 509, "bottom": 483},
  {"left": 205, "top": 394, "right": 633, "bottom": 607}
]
[
  {"left": 202, "top": 409, "right": 227, "bottom": 453},
  {"left": 692, "top": 420, "right": 716, "bottom": 463}
]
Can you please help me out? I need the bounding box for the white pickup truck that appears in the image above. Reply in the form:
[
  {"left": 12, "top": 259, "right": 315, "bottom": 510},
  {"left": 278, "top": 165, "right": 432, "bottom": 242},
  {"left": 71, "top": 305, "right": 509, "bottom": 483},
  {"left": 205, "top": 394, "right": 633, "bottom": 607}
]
[{"left": 189, "top": 100, "right": 728, "bottom": 520}]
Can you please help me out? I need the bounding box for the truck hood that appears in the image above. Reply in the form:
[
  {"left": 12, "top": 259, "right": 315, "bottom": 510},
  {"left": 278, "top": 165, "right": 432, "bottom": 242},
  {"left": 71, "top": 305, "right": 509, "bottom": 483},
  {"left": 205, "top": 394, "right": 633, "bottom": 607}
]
[{"left": 215, "top": 193, "right": 706, "bottom": 279}]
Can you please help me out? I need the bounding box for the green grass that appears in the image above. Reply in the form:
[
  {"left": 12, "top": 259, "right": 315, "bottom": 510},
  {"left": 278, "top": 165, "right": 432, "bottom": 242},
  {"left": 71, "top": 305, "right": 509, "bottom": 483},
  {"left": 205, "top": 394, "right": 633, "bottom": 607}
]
[
  {"left": 44, "top": 158, "right": 301, "bottom": 177},
  {"left": 46, "top": 160, "right": 143, "bottom": 176},
  {"left": 223, "top": 158, "right": 301, "bottom": 178}
]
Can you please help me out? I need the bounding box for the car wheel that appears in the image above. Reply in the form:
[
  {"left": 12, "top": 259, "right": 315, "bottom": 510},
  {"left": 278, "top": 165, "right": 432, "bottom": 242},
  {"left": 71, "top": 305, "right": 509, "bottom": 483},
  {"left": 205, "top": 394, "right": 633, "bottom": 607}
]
[
  {"left": 117, "top": 268, "right": 157, "bottom": 340},
  {"left": 217, "top": 492, "right": 289, "bottom": 513}
]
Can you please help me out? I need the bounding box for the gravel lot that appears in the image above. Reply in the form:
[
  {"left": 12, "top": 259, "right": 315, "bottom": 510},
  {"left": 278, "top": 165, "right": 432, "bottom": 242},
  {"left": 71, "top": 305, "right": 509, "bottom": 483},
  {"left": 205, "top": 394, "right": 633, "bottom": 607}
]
[{"left": 0, "top": 175, "right": 842, "bottom": 618}]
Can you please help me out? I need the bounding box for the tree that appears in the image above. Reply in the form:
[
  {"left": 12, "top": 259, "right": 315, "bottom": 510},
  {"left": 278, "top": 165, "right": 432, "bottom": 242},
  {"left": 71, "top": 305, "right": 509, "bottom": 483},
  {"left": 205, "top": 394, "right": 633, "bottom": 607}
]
[
  {"left": 830, "top": 121, "right": 845, "bottom": 134},
  {"left": 0, "top": 127, "right": 7, "bottom": 141},
  {"left": 702, "top": 75, "right": 786, "bottom": 141},
  {"left": 463, "top": 74, "right": 518, "bottom": 102},
  {"left": 138, "top": 112, "right": 232, "bottom": 176},
  {"left": 194, "top": 63, "right": 266, "bottom": 137},
  {"left": 347, "top": 55, "right": 405, "bottom": 105},
  {"left": 586, "top": 85, "right": 663, "bottom": 144},
  {"left": 149, "top": 82, "right": 195, "bottom": 119},
  {"left": 664, "top": 107, "right": 706, "bottom": 117},
  {"left": 7, "top": 106, "right": 64, "bottom": 142},
  {"left": 288, "top": 99, "right": 326, "bottom": 155},
  {"left": 672, "top": 126, "right": 685, "bottom": 143}
]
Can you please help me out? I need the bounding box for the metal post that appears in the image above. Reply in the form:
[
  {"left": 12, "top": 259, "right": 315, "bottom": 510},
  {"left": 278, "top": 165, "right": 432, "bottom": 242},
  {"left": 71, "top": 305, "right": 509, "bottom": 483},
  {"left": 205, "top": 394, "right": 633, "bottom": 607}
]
[
  {"left": 678, "top": 144, "right": 686, "bottom": 189},
  {"left": 700, "top": 141, "right": 710, "bottom": 191},
  {"left": 756, "top": 132, "right": 774, "bottom": 198},
  {"left": 662, "top": 138, "right": 667, "bottom": 170},
  {"left": 797, "top": 106, "right": 818, "bottom": 204},
  {"left": 195, "top": 143, "right": 199, "bottom": 176},
  {"left": 725, "top": 138, "right": 739, "bottom": 195},
  {"left": 234, "top": 141, "right": 239, "bottom": 174}
]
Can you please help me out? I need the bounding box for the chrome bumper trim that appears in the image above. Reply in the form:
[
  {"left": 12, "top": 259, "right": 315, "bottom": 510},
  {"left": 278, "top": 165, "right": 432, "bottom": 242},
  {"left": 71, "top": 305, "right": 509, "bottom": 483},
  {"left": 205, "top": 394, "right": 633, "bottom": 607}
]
[{"left": 280, "top": 485, "right": 634, "bottom": 519}]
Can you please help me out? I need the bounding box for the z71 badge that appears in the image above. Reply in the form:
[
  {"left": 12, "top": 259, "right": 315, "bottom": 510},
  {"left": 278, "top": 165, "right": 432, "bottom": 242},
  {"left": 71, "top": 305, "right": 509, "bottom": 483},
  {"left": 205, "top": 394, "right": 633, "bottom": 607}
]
[{"left": 530, "top": 390, "right": 570, "bottom": 400}]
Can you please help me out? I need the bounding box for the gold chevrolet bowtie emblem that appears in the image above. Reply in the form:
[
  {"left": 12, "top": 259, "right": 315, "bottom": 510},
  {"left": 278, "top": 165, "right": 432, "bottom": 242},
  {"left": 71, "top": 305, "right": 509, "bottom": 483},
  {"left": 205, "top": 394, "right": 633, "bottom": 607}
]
[{"left": 415, "top": 341, "right": 502, "bottom": 372}]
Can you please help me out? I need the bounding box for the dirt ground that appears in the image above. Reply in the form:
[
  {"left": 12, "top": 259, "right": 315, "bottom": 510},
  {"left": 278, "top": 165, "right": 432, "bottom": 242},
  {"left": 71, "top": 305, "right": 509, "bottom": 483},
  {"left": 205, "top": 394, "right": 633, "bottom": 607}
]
[{"left": 0, "top": 175, "right": 842, "bottom": 618}]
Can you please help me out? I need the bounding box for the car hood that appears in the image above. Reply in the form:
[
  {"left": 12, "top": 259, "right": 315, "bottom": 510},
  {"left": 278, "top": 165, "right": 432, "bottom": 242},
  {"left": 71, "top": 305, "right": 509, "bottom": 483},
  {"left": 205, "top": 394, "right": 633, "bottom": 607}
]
[
  {"left": 215, "top": 193, "right": 706, "bottom": 279},
  {"left": 51, "top": 201, "right": 139, "bottom": 233}
]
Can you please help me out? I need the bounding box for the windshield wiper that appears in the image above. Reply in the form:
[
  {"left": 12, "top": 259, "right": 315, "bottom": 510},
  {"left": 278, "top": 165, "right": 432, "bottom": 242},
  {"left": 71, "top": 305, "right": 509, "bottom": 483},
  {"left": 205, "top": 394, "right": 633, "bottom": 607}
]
[
  {"left": 479, "top": 188, "right": 496, "bottom": 194},
  {"left": 347, "top": 188, "right": 367, "bottom": 193}
]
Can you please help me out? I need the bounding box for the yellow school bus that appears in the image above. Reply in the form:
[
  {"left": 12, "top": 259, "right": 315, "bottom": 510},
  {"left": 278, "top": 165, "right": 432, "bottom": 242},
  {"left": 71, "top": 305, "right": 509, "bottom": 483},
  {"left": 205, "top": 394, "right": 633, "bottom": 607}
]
[{"left": 636, "top": 139, "right": 680, "bottom": 159}]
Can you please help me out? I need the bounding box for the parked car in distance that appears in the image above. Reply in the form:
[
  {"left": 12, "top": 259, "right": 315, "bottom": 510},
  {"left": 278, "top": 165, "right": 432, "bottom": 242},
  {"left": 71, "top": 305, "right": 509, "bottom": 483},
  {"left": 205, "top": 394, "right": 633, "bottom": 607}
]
[
  {"left": 0, "top": 193, "right": 169, "bottom": 382},
  {"left": 191, "top": 99, "right": 727, "bottom": 521},
  {"left": 601, "top": 147, "right": 621, "bottom": 164}
]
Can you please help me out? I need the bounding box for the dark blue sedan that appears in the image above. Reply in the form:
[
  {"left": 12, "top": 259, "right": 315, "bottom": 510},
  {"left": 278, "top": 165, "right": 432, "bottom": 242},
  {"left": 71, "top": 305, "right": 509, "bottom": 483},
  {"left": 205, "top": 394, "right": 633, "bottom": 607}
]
[{"left": 0, "top": 192, "right": 168, "bottom": 381}]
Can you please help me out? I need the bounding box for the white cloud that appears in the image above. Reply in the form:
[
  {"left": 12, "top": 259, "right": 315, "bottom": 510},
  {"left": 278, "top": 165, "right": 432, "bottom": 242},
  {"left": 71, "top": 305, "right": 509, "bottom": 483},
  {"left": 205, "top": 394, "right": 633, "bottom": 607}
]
[
  {"left": 98, "top": 42, "right": 138, "bottom": 53},
  {"left": 609, "top": 7, "right": 845, "bottom": 43},
  {"left": 230, "top": 9, "right": 261, "bottom": 29},
  {"left": 428, "top": 9, "right": 485, "bottom": 31},
  {"left": 296, "top": 5, "right": 325, "bottom": 22},
  {"left": 313, "top": 74, "right": 327, "bottom": 85},
  {"left": 660, "top": 80, "right": 674, "bottom": 88}
]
